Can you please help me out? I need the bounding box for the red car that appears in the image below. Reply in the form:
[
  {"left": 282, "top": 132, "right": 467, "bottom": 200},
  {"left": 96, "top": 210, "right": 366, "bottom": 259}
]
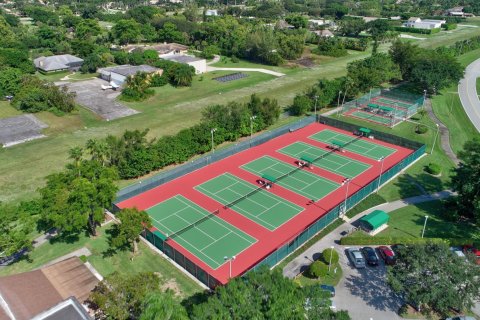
[
  {"left": 463, "top": 245, "right": 480, "bottom": 257},
  {"left": 377, "top": 246, "right": 396, "bottom": 265}
]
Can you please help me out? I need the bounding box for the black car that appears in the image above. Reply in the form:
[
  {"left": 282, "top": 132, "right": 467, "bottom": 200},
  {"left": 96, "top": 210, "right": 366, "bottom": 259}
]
[{"left": 361, "top": 246, "right": 379, "bottom": 266}]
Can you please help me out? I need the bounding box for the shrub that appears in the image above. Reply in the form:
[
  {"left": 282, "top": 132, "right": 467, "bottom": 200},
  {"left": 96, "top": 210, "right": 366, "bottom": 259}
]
[
  {"left": 150, "top": 73, "right": 168, "bottom": 87},
  {"left": 415, "top": 124, "right": 428, "bottom": 134},
  {"left": 79, "top": 255, "right": 87, "bottom": 263},
  {"left": 308, "top": 261, "right": 328, "bottom": 278},
  {"left": 425, "top": 163, "right": 441, "bottom": 175},
  {"left": 443, "top": 23, "right": 457, "bottom": 30},
  {"left": 231, "top": 55, "right": 239, "bottom": 63},
  {"left": 322, "top": 248, "right": 339, "bottom": 264}
]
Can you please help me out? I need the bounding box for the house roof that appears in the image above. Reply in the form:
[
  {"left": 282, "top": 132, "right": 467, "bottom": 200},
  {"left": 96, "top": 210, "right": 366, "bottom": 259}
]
[
  {"left": 33, "top": 55, "right": 84, "bottom": 72},
  {"left": 99, "top": 64, "right": 161, "bottom": 77},
  {"left": 123, "top": 43, "right": 188, "bottom": 55},
  {"left": 313, "top": 29, "right": 334, "bottom": 37},
  {"left": 360, "top": 210, "right": 389, "bottom": 230},
  {"left": 0, "top": 257, "right": 99, "bottom": 320},
  {"left": 32, "top": 297, "right": 92, "bottom": 320},
  {"left": 162, "top": 55, "right": 204, "bottom": 63}
]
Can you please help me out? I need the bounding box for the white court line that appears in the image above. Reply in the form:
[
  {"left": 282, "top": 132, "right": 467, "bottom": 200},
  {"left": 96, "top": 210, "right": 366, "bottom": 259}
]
[{"left": 199, "top": 231, "right": 232, "bottom": 252}]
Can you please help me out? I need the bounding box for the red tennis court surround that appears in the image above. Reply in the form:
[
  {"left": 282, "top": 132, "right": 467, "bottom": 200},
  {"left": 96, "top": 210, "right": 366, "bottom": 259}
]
[{"left": 117, "top": 123, "right": 414, "bottom": 286}]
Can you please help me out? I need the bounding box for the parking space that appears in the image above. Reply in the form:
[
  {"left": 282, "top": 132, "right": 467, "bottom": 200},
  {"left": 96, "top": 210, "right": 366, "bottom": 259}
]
[{"left": 60, "top": 78, "right": 139, "bottom": 121}]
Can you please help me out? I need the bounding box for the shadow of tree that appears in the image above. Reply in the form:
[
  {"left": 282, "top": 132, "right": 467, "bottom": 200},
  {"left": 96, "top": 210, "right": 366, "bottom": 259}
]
[
  {"left": 344, "top": 264, "right": 403, "bottom": 312},
  {"left": 48, "top": 231, "right": 82, "bottom": 244},
  {"left": 102, "top": 225, "right": 128, "bottom": 257}
]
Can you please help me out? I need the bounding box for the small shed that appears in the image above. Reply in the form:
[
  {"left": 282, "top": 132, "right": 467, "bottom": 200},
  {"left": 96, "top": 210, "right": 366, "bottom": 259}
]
[{"left": 360, "top": 210, "right": 389, "bottom": 231}]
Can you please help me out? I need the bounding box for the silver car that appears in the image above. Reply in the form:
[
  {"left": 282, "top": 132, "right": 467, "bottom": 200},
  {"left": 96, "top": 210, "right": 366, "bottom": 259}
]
[{"left": 347, "top": 247, "right": 366, "bottom": 269}]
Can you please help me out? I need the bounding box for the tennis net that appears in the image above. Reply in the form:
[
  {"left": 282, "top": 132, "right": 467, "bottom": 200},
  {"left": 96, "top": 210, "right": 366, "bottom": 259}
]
[
  {"left": 223, "top": 186, "right": 264, "bottom": 209},
  {"left": 168, "top": 209, "right": 220, "bottom": 239}
]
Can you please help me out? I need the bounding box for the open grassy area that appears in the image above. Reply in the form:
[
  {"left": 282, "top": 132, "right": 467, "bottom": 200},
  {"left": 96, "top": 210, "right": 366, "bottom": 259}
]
[
  {"left": 378, "top": 200, "right": 478, "bottom": 239},
  {"left": 415, "top": 18, "right": 480, "bottom": 49},
  {"left": 0, "top": 224, "right": 203, "bottom": 298},
  {"left": 0, "top": 101, "right": 22, "bottom": 119},
  {"left": 330, "top": 112, "right": 454, "bottom": 201},
  {"left": 37, "top": 71, "right": 98, "bottom": 82}
]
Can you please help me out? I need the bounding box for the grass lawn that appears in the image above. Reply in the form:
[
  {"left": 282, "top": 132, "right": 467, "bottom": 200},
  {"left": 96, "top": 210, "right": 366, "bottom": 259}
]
[
  {"left": 378, "top": 200, "right": 478, "bottom": 239},
  {"left": 0, "top": 101, "right": 22, "bottom": 119},
  {"left": 295, "top": 263, "right": 343, "bottom": 287},
  {"left": 211, "top": 56, "right": 297, "bottom": 74},
  {"left": 415, "top": 18, "right": 480, "bottom": 49},
  {"left": 0, "top": 224, "right": 203, "bottom": 298},
  {"left": 37, "top": 71, "right": 98, "bottom": 83},
  {"left": 330, "top": 112, "right": 454, "bottom": 201}
]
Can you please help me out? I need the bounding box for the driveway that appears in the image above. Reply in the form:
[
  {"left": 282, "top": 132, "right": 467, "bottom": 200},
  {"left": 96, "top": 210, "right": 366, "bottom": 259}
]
[{"left": 458, "top": 58, "right": 480, "bottom": 132}]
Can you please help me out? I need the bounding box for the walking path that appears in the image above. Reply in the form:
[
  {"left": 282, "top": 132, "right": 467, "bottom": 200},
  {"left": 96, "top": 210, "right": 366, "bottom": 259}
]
[
  {"left": 207, "top": 55, "right": 221, "bottom": 65},
  {"left": 206, "top": 66, "right": 286, "bottom": 77},
  {"left": 425, "top": 98, "right": 460, "bottom": 165},
  {"left": 458, "top": 58, "right": 480, "bottom": 132},
  {"left": 282, "top": 189, "right": 456, "bottom": 279}
]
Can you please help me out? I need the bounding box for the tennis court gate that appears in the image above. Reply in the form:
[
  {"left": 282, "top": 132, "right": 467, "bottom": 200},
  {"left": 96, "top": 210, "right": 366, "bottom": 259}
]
[
  {"left": 249, "top": 116, "right": 426, "bottom": 272},
  {"left": 342, "top": 88, "right": 424, "bottom": 127}
]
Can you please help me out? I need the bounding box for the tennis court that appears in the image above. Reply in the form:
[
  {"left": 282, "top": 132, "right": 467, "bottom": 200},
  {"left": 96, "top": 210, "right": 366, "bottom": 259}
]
[
  {"left": 278, "top": 141, "right": 371, "bottom": 178},
  {"left": 195, "top": 173, "right": 303, "bottom": 231},
  {"left": 309, "top": 129, "right": 396, "bottom": 160},
  {"left": 146, "top": 195, "right": 256, "bottom": 269},
  {"left": 374, "top": 97, "right": 413, "bottom": 109},
  {"left": 241, "top": 156, "right": 340, "bottom": 201},
  {"left": 349, "top": 110, "right": 393, "bottom": 125}
]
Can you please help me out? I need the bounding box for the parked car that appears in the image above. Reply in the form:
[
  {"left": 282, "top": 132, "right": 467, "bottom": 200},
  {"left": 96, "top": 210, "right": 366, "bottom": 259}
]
[
  {"left": 347, "top": 247, "right": 366, "bottom": 269},
  {"left": 361, "top": 246, "right": 379, "bottom": 266},
  {"left": 462, "top": 245, "right": 480, "bottom": 257},
  {"left": 450, "top": 246, "right": 466, "bottom": 259},
  {"left": 320, "top": 284, "right": 335, "bottom": 297},
  {"left": 377, "top": 246, "right": 396, "bottom": 265}
]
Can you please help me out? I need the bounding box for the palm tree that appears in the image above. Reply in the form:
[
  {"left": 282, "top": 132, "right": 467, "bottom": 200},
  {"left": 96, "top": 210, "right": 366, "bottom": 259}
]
[{"left": 68, "top": 147, "right": 83, "bottom": 177}]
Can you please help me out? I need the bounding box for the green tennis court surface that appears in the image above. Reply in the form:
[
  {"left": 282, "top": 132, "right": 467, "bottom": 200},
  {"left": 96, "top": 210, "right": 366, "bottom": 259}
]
[
  {"left": 309, "top": 129, "right": 396, "bottom": 160},
  {"left": 146, "top": 195, "right": 256, "bottom": 269},
  {"left": 241, "top": 156, "right": 339, "bottom": 201},
  {"left": 278, "top": 141, "right": 371, "bottom": 178},
  {"left": 376, "top": 98, "right": 413, "bottom": 109},
  {"left": 350, "top": 110, "right": 392, "bottom": 125},
  {"left": 195, "top": 173, "right": 303, "bottom": 231}
]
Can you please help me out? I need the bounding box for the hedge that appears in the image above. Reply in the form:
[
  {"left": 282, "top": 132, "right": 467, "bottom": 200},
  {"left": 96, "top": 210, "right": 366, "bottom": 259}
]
[
  {"left": 425, "top": 163, "right": 441, "bottom": 175},
  {"left": 308, "top": 261, "right": 328, "bottom": 278},
  {"left": 339, "top": 236, "right": 474, "bottom": 246},
  {"left": 394, "top": 26, "right": 441, "bottom": 34}
]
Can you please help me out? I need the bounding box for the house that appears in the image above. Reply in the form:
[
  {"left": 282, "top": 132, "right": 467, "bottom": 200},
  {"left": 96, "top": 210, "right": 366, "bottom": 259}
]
[
  {"left": 402, "top": 17, "right": 446, "bottom": 29},
  {"left": 162, "top": 55, "right": 207, "bottom": 74},
  {"left": 205, "top": 9, "right": 219, "bottom": 16},
  {"left": 33, "top": 54, "right": 84, "bottom": 73},
  {"left": 313, "top": 29, "right": 334, "bottom": 38},
  {"left": 98, "top": 64, "right": 163, "bottom": 85},
  {"left": 0, "top": 257, "right": 100, "bottom": 320},
  {"left": 276, "top": 20, "right": 295, "bottom": 30},
  {"left": 123, "top": 42, "right": 189, "bottom": 56},
  {"left": 308, "top": 19, "right": 331, "bottom": 28},
  {"left": 445, "top": 6, "right": 465, "bottom": 16}
]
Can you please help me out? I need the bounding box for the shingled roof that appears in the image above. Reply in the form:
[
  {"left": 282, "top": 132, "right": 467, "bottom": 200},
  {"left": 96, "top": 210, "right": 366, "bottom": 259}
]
[{"left": 33, "top": 55, "right": 84, "bottom": 72}]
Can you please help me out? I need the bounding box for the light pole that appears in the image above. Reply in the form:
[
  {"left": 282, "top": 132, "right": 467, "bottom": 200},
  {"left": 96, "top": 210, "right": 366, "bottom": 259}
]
[
  {"left": 342, "top": 178, "right": 351, "bottom": 215},
  {"left": 422, "top": 89, "right": 427, "bottom": 110},
  {"left": 431, "top": 123, "right": 440, "bottom": 154},
  {"left": 314, "top": 95, "right": 319, "bottom": 118},
  {"left": 328, "top": 246, "right": 334, "bottom": 272},
  {"left": 224, "top": 255, "right": 236, "bottom": 278},
  {"left": 376, "top": 156, "right": 385, "bottom": 193},
  {"left": 421, "top": 215, "right": 429, "bottom": 238},
  {"left": 210, "top": 128, "right": 217, "bottom": 154},
  {"left": 337, "top": 91, "right": 342, "bottom": 108},
  {"left": 250, "top": 115, "right": 256, "bottom": 144}
]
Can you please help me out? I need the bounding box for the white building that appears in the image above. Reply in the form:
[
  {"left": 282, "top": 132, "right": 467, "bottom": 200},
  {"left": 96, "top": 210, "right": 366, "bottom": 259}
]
[
  {"left": 403, "top": 17, "right": 446, "bottom": 29},
  {"left": 205, "top": 9, "right": 219, "bottom": 16},
  {"left": 162, "top": 55, "right": 207, "bottom": 74},
  {"left": 98, "top": 65, "right": 162, "bottom": 85}
]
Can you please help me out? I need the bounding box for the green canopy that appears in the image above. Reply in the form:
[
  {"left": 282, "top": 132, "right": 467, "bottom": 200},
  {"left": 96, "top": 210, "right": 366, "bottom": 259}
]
[
  {"left": 360, "top": 210, "right": 389, "bottom": 230},
  {"left": 262, "top": 173, "right": 277, "bottom": 183},
  {"left": 300, "top": 155, "right": 316, "bottom": 164},
  {"left": 331, "top": 140, "right": 346, "bottom": 148},
  {"left": 154, "top": 230, "right": 168, "bottom": 241},
  {"left": 359, "top": 127, "right": 371, "bottom": 134}
]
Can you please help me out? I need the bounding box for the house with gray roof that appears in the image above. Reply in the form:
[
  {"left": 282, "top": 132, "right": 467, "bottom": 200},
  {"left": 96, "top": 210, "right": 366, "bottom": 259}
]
[
  {"left": 98, "top": 64, "right": 163, "bottom": 85},
  {"left": 33, "top": 54, "right": 84, "bottom": 73},
  {"left": 162, "top": 55, "right": 206, "bottom": 74}
]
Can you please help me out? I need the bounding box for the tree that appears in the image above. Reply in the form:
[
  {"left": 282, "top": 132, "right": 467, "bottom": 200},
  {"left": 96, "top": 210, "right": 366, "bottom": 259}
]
[
  {"left": 285, "top": 15, "right": 308, "bottom": 29},
  {"left": 80, "top": 54, "right": 104, "bottom": 73},
  {"left": 308, "top": 261, "right": 328, "bottom": 278},
  {"left": 388, "top": 242, "right": 480, "bottom": 316},
  {"left": 290, "top": 94, "right": 311, "bottom": 116},
  {"left": 0, "top": 67, "right": 22, "bottom": 97},
  {"left": 122, "top": 71, "right": 155, "bottom": 101},
  {"left": 0, "top": 202, "right": 34, "bottom": 258},
  {"left": 158, "top": 22, "right": 185, "bottom": 43},
  {"left": 389, "top": 40, "right": 422, "bottom": 79},
  {"left": 110, "top": 208, "right": 151, "bottom": 254},
  {"left": 167, "top": 64, "right": 195, "bottom": 87},
  {"left": 451, "top": 139, "right": 480, "bottom": 223},
  {"left": 140, "top": 292, "right": 188, "bottom": 320},
  {"left": 111, "top": 19, "right": 141, "bottom": 45},
  {"left": 89, "top": 272, "right": 163, "bottom": 320},
  {"left": 367, "top": 19, "right": 392, "bottom": 53},
  {"left": 75, "top": 19, "right": 101, "bottom": 39},
  {"left": 190, "top": 267, "right": 349, "bottom": 319},
  {"left": 322, "top": 248, "right": 339, "bottom": 264},
  {"left": 338, "top": 17, "right": 366, "bottom": 37}
]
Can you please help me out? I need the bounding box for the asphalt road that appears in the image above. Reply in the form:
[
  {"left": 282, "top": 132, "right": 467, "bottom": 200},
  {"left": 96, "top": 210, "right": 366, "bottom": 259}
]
[{"left": 458, "top": 58, "right": 480, "bottom": 133}]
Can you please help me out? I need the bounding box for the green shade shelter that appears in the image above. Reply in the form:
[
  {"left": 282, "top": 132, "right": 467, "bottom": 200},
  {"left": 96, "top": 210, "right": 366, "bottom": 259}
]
[
  {"left": 360, "top": 210, "right": 389, "bottom": 230},
  {"left": 154, "top": 230, "right": 168, "bottom": 241},
  {"left": 359, "top": 127, "right": 371, "bottom": 135},
  {"left": 300, "top": 155, "right": 316, "bottom": 164},
  {"left": 262, "top": 173, "right": 277, "bottom": 183}
]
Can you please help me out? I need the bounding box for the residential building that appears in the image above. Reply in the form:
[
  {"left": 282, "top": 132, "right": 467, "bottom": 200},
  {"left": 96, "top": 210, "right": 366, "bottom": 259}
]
[
  {"left": 313, "top": 29, "right": 334, "bottom": 38},
  {"left": 98, "top": 65, "right": 163, "bottom": 85},
  {"left": 445, "top": 6, "right": 464, "bottom": 16},
  {"left": 162, "top": 55, "right": 207, "bottom": 74},
  {"left": 402, "top": 17, "right": 446, "bottom": 29},
  {"left": 205, "top": 9, "right": 219, "bottom": 16},
  {"left": 33, "top": 54, "right": 84, "bottom": 73},
  {"left": 0, "top": 257, "right": 100, "bottom": 320},
  {"left": 123, "top": 42, "right": 189, "bottom": 56}
]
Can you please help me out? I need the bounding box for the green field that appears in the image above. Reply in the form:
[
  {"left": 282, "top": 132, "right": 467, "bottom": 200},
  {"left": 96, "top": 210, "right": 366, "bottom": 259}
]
[
  {"left": 0, "top": 101, "right": 22, "bottom": 119},
  {"left": 0, "top": 224, "right": 203, "bottom": 298},
  {"left": 195, "top": 173, "right": 303, "bottom": 230}
]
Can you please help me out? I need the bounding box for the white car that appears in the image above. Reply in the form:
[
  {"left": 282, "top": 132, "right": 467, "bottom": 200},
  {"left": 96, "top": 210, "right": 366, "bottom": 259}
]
[{"left": 347, "top": 247, "right": 366, "bottom": 269}]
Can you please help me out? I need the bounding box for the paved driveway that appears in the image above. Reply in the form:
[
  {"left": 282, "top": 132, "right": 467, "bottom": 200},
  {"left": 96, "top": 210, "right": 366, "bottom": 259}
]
[{"left": 334, "top": 248, "right": 404, "bottom": 320}]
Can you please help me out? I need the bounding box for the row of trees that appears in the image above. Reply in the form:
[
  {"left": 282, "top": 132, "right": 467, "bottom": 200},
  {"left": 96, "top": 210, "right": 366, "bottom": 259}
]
[{"left": 88, "top": 267, "right": 350, "bottom": 320}]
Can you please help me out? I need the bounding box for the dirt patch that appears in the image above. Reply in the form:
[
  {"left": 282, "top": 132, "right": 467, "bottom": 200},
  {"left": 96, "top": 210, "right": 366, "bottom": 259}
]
[
  {"left": 161, "top": 278, "right": 182, "bottom": 297},
  {"left": 295, "top": 57, "right": 316, "bottom": 68}
]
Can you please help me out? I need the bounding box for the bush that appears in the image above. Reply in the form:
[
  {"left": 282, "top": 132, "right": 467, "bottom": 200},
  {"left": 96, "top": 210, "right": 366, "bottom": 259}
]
[
  {"left": 425, "top": 163, "right": 441, "bottom": 175},
  {"left": 415, "top": 125, "right": 428, "bottom": 134},
  {"left": 308, "top": 261, "right": 328, "bottom": 278},
  {"left": 394, "top": 26, "right": 435, "bottom": 34},
  {"left": 443, "top": 23, "right": 457, "bottom": 30},
  {"left": 150, "top": 73, "right": 168, "bottom": 87},
  {"left": 322, "top": 248, "right": 339, "bottom": 264},
  {"left": 231, "top": 55, "right": 239, "bottom": 63},
  {"left": 79, "top": 255, "right": 87, "bottom": 263}
]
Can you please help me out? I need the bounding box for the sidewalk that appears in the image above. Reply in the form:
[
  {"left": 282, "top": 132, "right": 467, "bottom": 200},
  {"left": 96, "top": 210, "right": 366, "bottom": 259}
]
[{"left": 282, "top": 190, "right": 456, "bottom": 279}]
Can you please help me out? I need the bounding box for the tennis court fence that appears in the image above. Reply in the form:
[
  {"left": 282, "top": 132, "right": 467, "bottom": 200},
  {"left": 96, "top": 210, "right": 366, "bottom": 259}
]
[{"left": 114, "top": 116, "right": 316, "bottom": 204}]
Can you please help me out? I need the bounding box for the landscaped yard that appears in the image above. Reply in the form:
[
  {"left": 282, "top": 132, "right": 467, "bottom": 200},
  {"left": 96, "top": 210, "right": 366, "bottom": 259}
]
[
  {"left": 295, "top": 263, "right": 343, "bottom": 287},
  {"left": 378, "top": 200, "right": 478, "bottom": 239},
  {"left": 0, "top": 224, "right": 203, "bottom": 298}
]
